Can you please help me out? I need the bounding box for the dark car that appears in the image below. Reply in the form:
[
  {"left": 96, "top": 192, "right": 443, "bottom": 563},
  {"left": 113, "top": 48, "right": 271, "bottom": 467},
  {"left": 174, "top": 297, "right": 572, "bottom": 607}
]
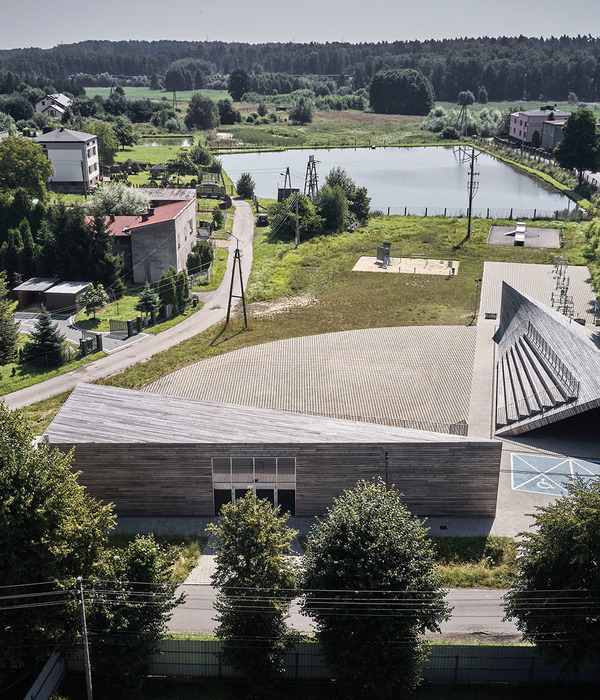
[{"left": 257, "top": 213, "right": 269, "bottom": 226}]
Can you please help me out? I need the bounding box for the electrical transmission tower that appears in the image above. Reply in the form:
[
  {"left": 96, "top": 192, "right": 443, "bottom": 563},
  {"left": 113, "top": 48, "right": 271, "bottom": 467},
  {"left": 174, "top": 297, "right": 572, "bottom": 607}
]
[
  {"left": 551, "top": 255, "right": 574, "bottom": 316},
  {"left": 459, "top": 147, "right": 479, "bottom": 239},
  {"left": 454, "top": 104, "right": 468, "bottom": 136},
  {"left": 226, "top": 237, "right": 247, "bottom": 328},
  {"left": 304, "top": 155, "right": 319, "bottom": 199}
]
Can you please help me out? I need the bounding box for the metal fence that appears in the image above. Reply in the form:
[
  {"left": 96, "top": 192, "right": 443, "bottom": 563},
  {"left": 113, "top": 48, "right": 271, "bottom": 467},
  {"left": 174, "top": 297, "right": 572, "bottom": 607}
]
[
  {"left": 372, "top": 206, "right": 580, "bottom": 221},
  {"left": 68, "top": 642, "right": 600, "bottom": 684}
]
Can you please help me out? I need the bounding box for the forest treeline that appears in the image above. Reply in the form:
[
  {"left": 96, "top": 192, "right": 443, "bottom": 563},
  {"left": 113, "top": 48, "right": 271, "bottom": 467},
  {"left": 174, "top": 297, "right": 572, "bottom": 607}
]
[{"left": 1, "top": 36, "right": 600, "bottom": 101}]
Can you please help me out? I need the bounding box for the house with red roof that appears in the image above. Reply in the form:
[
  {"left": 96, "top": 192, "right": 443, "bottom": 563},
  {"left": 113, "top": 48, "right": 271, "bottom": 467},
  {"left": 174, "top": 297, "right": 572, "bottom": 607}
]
[{"left": 88, "top": 198, "right": 196, "bottom": 284}]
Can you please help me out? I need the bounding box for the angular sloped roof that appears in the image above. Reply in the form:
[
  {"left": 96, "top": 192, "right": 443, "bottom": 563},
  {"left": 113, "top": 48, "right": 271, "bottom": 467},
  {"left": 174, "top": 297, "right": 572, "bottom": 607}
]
[
  {"left": 35, "top": 128, "right": 96, "bottom": 143},
  {"left": 44, "top": 383, "right": 495, "bottom": 446},
  {"left": 494, "top": 282, "right": 600, "bottom": 435}
]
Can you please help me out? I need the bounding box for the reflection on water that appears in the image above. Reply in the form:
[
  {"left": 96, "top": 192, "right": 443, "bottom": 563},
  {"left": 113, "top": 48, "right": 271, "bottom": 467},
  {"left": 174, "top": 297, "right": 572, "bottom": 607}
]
[{"left": 219, "top": 146, "right": 573, "bottom": 217}]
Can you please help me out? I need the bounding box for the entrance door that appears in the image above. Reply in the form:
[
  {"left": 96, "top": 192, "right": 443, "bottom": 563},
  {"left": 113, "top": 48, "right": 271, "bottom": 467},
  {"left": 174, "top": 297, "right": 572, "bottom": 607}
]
[
  {"left": 278, "top": 489, "right": 296, "bottom": 516},
  {"left": 256, "top": 489, "right": 275, "bottom": 506},
  {"left": 214, "top": 489, "right": 232, "bottom": 514}
]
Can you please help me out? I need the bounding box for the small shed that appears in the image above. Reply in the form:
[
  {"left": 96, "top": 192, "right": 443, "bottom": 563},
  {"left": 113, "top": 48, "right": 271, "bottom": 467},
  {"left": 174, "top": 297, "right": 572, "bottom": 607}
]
[
  {"left": 13, "top": 278, "right": 60, "bottom": 309},
  {"left": 44, "top": 281, "right": 91, "bottom": 314}
]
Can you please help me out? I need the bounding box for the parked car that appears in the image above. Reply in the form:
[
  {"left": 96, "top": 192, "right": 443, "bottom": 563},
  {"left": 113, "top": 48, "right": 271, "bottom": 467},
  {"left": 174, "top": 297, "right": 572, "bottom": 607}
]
[{"left": 257, "top": 213, "right": 269, "bottom": 226}]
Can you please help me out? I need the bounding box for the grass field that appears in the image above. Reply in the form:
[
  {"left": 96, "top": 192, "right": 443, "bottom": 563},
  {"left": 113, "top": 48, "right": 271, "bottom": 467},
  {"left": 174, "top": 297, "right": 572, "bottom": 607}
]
[{"left": 83, "top": 86, "right": 228, "bottom": 104}]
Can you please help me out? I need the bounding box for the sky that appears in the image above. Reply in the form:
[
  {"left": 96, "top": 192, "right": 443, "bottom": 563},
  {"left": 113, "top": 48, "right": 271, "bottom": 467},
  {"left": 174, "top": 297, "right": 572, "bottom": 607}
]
[{"left": 1, "top": 0, "right": 599, "bottom": 49}]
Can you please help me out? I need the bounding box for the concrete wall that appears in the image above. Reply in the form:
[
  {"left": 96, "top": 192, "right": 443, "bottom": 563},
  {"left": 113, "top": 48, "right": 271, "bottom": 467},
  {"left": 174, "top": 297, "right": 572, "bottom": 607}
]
[{"left": 43, "top": 140, "right": 99, "bottom": 190}]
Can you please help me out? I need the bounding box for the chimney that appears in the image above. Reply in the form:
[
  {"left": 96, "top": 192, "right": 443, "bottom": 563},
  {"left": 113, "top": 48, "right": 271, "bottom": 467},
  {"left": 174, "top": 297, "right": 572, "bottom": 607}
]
[
  {"left": 148, "top": 207, "right": 155, "bottom": 216},
  {"left": 141, "top": 213, "right": 149, "bottom": 222},
  {"left": 42, "top": 126, "right": 53, "bottom": 134},
  {"left": 109, "top": 214, "right": 115, "bottom": 223},
  {"left": 59, "top": 126, "right": 64, "bottom": 132}
]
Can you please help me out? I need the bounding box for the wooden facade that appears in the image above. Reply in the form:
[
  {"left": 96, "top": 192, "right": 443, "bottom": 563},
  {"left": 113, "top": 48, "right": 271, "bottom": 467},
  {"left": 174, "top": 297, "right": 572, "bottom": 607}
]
[{"left": 45, "top": 384, "right": 502, "bottom": 518}]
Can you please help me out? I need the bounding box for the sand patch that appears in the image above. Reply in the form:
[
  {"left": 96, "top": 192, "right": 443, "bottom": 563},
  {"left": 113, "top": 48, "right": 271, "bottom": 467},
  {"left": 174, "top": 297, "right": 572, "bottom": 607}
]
[{"left": 352, "top": 256, "right": 460, "bottom": 276}]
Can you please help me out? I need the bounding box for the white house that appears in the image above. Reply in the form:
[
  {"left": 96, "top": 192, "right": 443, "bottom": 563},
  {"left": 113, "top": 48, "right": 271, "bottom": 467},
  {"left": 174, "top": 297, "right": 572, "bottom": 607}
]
[
  {"left": 35, "top": 93, "right": 72, "bottom": 119},
  {"left": 35, "top": 127, "right": 100, "bottom": 193}
]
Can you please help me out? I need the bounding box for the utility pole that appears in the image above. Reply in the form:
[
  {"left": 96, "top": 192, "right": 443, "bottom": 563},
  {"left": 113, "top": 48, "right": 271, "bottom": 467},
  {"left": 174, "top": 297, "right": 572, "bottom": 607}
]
[
  {"left": 304, "top": 155, "right": 319, "bottom": 199},
  {"left": 295, "top": 194, "right": 300, "bottom": 249},
  {"left": 463, "top": 146, "right": 479, "bottom": 240},
  {"left": 226, "top": 237, "right": 247, "bottom": 328},
  {"left": 76, "top": 577, "right": 93, "bottom": 700}
]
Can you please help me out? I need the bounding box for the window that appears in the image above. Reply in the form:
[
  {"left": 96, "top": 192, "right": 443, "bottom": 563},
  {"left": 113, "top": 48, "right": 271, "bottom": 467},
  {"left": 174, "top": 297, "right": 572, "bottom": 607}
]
[{"left": 212, "top": 457, "right": 296, "bottom": 515}]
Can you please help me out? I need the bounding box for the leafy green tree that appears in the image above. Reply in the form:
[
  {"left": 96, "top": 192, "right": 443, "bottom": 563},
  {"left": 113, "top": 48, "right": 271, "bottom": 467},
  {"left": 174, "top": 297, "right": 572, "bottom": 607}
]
[
  {"left": 189, "top": 141, "right": 213, "bottom": 166},
  {"left": 257, "top": 103, "right": 268, "bottom": 117},
  {"left": 324, "top": 167, "right": 371, "bottom": 223},
  {"left": 208, "top": 492, "right": 298, "bottom": 696},
  {"left": 112, "top": 115, "right": 137, "bottom": 149},
  {"left": 0, "top": 135, "right": 54, "bottom": 200},
  {"left": 267, "top": 194, "right": 323, "bottom": 241},
  {"left": 175, "top": 269, "right": 190, "bottom": 311},
  {"left": 157, "top": 267, "right": 177, "bottom": 307},
  {"left": 236, "top": 172, "right": 255, "bottom": 199},
  {"left": 0, "top": 270, "right": 18, "bottom": 364},
  {"left": 369, "top": 69, "right": 435, "bottom": 115},
  {"left": 83, "top": 118, "right": 119, "bottom": 164},
  {"left": 457, "top": 90, "right": 475, "bottom": 105},
  {"left": 86, "top": 182, "right": 150, "bottom": 216},
  {"left": 478, "top": 86, "right": 488, "bottom": 104},
  {"left": 212, "top": 204, "right": 224, "bottom": 229},
  {"left": 187, "top": 240, "right": 214, "bottom": 273},
  {"left": 217, "top": 98, "right": 242, "bottom": 125},
  {"left": 289, "top": 97, "right": 314, "bottom": 124},
  {"left": 135, "top": 281, "right": 161, "bottom": 317},
  {"left": 87, "top": 535, "right": 184, "bottom": 697},
  {"left": 504, "top": 478, "right": 600, "bottom": 669},
  {"left": 0, "top": 403, "right": 115, "bottom": 670},
  {"left": 302, "top": 479, "right": 450, "bottom": 698},
  {"left": 22, "top": 307, "right": 65, "bottom": 367},
  {"left": 227, "top": 68, "right": 251, "bottom": 101},
  {"left": 554, "top": 108, "right": 600, "bottom": 186},
  {"left": 80, "top": 282, "right": 109, "bottom": 319},
  {"left": 316, "top": 184, "right": 349, "bottom": 233},
  {"left": 184, "top": 94, "right": 219, "bottom": 130}
]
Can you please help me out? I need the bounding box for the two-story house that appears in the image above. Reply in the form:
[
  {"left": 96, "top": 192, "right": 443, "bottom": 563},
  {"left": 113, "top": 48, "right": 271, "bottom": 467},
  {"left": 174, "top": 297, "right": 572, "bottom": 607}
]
[
  {"left": 35, "top": 93, "right": 72, "bottom": 119},
  {"left": 509, "top": 106, "right": 569, "bottom": 145},
  {"left": 35, "top": 127, "right": 100, "bottom": 193}
]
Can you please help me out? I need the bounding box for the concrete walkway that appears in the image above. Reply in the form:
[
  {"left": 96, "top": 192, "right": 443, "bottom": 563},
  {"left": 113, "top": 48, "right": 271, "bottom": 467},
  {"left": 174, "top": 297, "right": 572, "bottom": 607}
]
[{"left": 4, "top": 199, "right": 255, "bottom": 410}]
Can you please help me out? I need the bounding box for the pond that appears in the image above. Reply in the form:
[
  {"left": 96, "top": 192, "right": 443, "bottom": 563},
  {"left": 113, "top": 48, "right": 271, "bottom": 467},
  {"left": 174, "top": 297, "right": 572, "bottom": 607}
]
[
  {"left": 219, "top": 146, "right": 573, "bottom": 218},
  {"left": 139, "top": 137, "right": 193, "bottom": 147}
]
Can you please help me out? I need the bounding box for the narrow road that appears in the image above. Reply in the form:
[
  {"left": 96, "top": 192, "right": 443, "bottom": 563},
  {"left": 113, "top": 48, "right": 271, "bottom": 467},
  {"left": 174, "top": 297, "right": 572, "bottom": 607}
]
[
  {"left": 168, "top": 585, "right": 520, "bottom": 641},
  {"left": 4, "top": 200, "right": 256, "bottom": 410}
]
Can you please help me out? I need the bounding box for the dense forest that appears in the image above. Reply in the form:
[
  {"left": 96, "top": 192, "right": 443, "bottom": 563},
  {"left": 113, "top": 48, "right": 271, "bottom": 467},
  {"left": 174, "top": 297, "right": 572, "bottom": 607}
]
[{"left": 0, "top": 36, "right": 600, "bottom": 101}]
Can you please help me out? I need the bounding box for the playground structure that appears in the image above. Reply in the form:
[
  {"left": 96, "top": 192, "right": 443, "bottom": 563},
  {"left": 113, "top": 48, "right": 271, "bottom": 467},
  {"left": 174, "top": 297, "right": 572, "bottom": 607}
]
[{"left": 352, "top": 245, "right": 459, "bottom": 276}]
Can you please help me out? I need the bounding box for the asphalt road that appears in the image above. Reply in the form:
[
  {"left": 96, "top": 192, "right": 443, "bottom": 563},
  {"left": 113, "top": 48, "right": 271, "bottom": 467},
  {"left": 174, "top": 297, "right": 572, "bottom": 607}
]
[
  {"left": 4, "top": 199, "right": 256, "bottom": 410},
  {"left": 168, "top": 585, "right": 520, "bottom": 642}
]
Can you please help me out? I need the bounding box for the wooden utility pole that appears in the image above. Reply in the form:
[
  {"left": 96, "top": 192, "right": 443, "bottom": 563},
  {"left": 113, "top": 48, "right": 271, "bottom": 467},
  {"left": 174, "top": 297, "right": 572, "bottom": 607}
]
[
  {"left": 76, "top": 577, "right": 93, "bottom": 700},
  {"left": 295, "top": 194, "right": 300, "bottom": 249},
  {"left": 465, "top": 147, "right": 479, "bottom": 240}
]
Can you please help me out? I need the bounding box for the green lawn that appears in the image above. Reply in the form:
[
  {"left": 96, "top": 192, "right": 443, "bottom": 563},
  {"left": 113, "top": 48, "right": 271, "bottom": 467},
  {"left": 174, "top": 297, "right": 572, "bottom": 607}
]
[
  {"left": 83, "top": 86, "right": 228, "bottom": 103},
  {"left": 192, "top": 246, "right": 228, "bottom": 292}
]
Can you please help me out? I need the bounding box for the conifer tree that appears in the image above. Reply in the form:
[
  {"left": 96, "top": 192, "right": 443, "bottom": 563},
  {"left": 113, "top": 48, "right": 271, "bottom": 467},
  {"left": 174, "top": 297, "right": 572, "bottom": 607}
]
[
  {"left": 135, "top": 282, "right": 161, "bottom": 317},
  {"left": 23, "top": 308, "right": 65, "bottom": 367},
  {"left": 0, "top": 271, "right": 18, "bottom": 364}
]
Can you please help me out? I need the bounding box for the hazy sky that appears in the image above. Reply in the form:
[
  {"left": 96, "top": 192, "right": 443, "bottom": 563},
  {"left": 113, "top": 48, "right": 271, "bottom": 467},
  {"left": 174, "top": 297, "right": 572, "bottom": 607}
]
[{"left": 1, "top": 0, "right": 599, "bottom": 49}]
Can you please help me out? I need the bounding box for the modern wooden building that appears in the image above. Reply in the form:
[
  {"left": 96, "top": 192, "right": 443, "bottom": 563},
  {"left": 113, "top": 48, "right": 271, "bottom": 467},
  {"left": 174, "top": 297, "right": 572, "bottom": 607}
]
[{"left": 44, "top": 384, "right": 502, "bottom": 518}]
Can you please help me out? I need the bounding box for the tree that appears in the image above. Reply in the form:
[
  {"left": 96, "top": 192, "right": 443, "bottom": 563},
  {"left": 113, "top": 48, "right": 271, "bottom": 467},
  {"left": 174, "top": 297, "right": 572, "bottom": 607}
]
[
  {"left": 554, "top": 108, "right": 600, "bottom": 186},
  {"left": 86, "top": 536, "right": 183, "bottom": 696},
  {"left": 302, "top": 479, "right": 449, "bottom": 698},
  {"left": 212, "top": 204, "right": 224, "bottom": 229},
  {"left": 267, "top": 194, "right": 323, "bottom": 241},
  {"left": 0, "top": 135, "right": 54, "bottom": 200},
  {"left": 316, "top": 185, "right": 349, "bottom": 233},
  {"left": 0, "top": 403, "right": 114, "bottom": 670},
  {"left": 477, "top": 86, "right": 488, "bottom": 104},
  {"left": 189, "top": 141, "right": 213, "bottom": 166},
  {"left": 457, "top": 90, "right": 475, "bottom": 106},
  {"left": 150, "top": 72, "right": 162, "bottom": 90},
  {"left": 0, "top": 270, "right": 18, "bottom": 364},
  {"left": 323, "top": 167, "right": 371, "bottom": 223},
  {"left": 175, "top": 269, "right": 190, "bottom": 311},
  {"left": 289, "top": 97, "right": 314, "bottom": 125},
  {"left": 208, "top": 492, "right": 298, "bottom": 695},
  {"left": 83, "top": 119, "right": 119, "bottom": 164},
  {"left": 227, "top": 68, "right": 251, "bottom": 101},
  {"left": 504, "top": 478, "right": 600, "bottom": 669},
  {"left": 184, "top": 94, "right": 219, "bottom": 130},
  {"left": 236, "top": 172, "right": 255, "bottom": 198},
  {"left": 158, "top": 267, "right": 177, "bottom": 307},
  {"left": 369, "top": 69, "right": 435, "bottom": 115},
  {"left": 187, "top": 240, "right": 214, "bottom": 273},
  {"left": 80, "top": 282, "right": 109, "bottom": 319},
  {"left": 568, "top": 91, "right": 579, "bottom": 105},
  {"left": 135, "top": 281, "right": 161, "bottom": 317},
  {"left": 217, "top": 99, "right": 242, "bottom": 125},
  {"left": 86, "top": 182, "right": 150, "bottom": 216},
  {"left": 22, "top": 308, "right": 65, "bottom": 367},
  {"left": 112, "top": 115, "right": 137, "bottom": 149}
]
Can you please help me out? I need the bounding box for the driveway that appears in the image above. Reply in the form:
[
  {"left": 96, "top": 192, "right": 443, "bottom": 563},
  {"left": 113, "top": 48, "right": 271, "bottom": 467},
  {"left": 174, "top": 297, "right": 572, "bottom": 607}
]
[{"left": 4, "top": 199, "right": 256, "bottom": 410}]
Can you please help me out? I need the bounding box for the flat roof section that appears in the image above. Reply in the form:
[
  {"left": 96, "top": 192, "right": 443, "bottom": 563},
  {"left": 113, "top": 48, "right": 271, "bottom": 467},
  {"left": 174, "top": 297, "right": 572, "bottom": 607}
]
[
  {"left": 44, "top": 281, "right": 90, "bottom": 295},
  {"left": 147, "top": 326, "right": 477, "bottom": 434},
  {"left": 479, "top": 261, "right": 595, "bottom": 322},
  {"left": 13, "top": 277, "right": 59, "bottom": 292},
  {"left": 44, "top": 383, "right": 495, "bottom": 445},
  {"left": 487, "top": 225, "right": 560, "bottom": 248}
]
